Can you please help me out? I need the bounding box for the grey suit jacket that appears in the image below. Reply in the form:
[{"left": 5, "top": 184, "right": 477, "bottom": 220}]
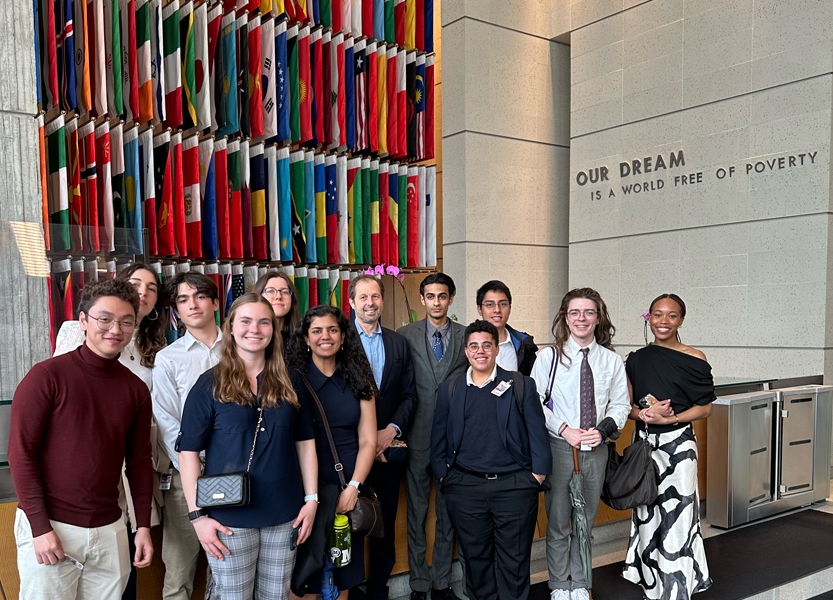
[{"left": 397, "top": 319, "right": 468, "bottom": 452}]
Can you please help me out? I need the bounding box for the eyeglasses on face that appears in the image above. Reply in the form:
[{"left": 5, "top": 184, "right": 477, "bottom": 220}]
[
  {"left": 567, "top": 309, "right": 598, "bottom": 319},
  {"left": 262, "top": 287, "right": 293, "bottom": 300},
  {"left": 86, "top": 313, "right": 136, "bottom": 332},
  {"left": 466, "top": 342, "right": 495, "bottom": 353},
  {"left": 481, "top": 301, "right": 510, "bottom": 310}
]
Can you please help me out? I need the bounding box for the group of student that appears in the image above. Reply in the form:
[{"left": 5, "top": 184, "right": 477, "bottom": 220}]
[{"left": 8, "top": 264, "right": 716, "bottom": 600}]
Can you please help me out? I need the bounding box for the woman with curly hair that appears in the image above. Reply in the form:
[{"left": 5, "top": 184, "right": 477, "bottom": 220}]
[
  {"left": 288, "top": 305, "right": 378, "bottom": 600},
  {"left": 253, "top": 270, "right": 300, "bottom": 348}
]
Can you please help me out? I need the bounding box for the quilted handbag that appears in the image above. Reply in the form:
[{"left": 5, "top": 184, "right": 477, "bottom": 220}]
[
  {"left": 196, "top": 407, "right": 263, "bottom": 508},
  {"left": 299, "top": 373, "right": 385, "bottom": 539}
]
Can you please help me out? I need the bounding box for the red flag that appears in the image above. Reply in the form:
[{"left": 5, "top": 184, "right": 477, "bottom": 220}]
[
  {"left": 95, "top": 121, "right": 114, "bottom": 251},
  {"left": 362, "top": 0, "right": 372, "bottom": 38},
  {"left": 311, "top": 28, "right": 324, "bottom": 145},
  {"left": 378, "top": 162, "right": 388, "bottom": 264},
  {"left": 66, "top": 117, "right": 84, "bottom": 251},
  {"left": 415, "top": 0, "right": 424, "bottom": 50},
  {"left": 367, "top": 42, "right": 378, "bottom": 152},
  {"left": 294, "top": 0, "right": 307, "bottom": 23},
  {"left": 207, "top": 4, "right": 222, "bottom": 129},
  {"left": 322, "top": 31, "right": 332, "bottom": 145},
  {"left": 247, "top": 16, "right": 264, "bottom": 139},
  {"left": 214, "top": 138, "right": 230, "bottom": 258},
  {"left": 425, "top": 54, "right": 434, "bottom": 159},
  {"left": 298, "top": 25, "right": 312, "bottom": 143},
  {"left": 308, "top": 268, "right": 318, "bottom": 307},
  {"left": 228, "top": 139, "right": 244, "bottom": 259},
  {"left": 396, "top": 48, "right": 407, "bottom": 158},
  {"left": 41, "top": 0, "right": 60, "bottom": 108},
  {"left": 394, "top": 0, "right": 404, "bottom": 46},
  {"left": 386, "top": 46, "right": 397, "bottom": 157},
  {"left": 340, "top": 271, "right": 350, "bottom": 317},
  {"left": 354, "top": 39, "right": 367, "bottom": 150},
  {"left": 183, "top": 134, "right": 202, "bottom": 257},
  {"left": 331, "top": 0, "right": 341, "bottom": 31},
  {"left": 80, "top": 121, "right": 100, "bottom": 252},
  {"left": 171, "top": 132, "right": 187, "bottom": 255},
  {"left": 124, "top": 0, "right": 140, "bottom": 120},
  {"left": 334, "top": 32, "right": 346, "bottom": 147},
  {"left": 153, "top": 130, "right": 175, "bottom": 255},
  {"left": 406, "top": 166, "right": 417, "bottom": 267}
]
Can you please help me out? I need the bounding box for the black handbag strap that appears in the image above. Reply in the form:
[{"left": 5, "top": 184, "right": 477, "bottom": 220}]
[
  {"left": 245, "top": 407, "right": 264, "bottom": 474},
  {"left": 299, "top": 372, "right": 348, "bottom": 489},
  {"left": 544, "top": 348, "right": 559, "bottom": 403}
]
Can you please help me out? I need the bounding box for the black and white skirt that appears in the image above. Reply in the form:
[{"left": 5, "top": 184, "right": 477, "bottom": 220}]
[{"left": 622, "top": 425, "right": 712, "bottom": 600}]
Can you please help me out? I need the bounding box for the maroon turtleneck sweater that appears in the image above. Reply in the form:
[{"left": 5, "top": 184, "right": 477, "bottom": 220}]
[{"left": 9, "top": 343, "right": 153, "bottom": 537}]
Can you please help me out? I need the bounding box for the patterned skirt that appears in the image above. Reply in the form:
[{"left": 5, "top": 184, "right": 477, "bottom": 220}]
[{"left": 622, "top": 425, "right": 712, "bottom": 600}]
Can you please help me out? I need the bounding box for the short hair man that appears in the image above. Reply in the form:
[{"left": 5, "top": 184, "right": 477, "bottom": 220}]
[
  {"left": 10, "top": 279, "right": 154, "bottom": 599},
  {"left": 152, "top": 272, "right": 222, "bottom": 600},
  {"left": 397, "top": 273, "right": 468, "bottom": 600},
  {"left": 430, "top": 320, "right": 552, "bottom": 600},
  {"left": 476, "top": 280, "right": 539, "bottom": 376},
  {"left": 348, "top": 275, "right": 417, "bottom": 600}
]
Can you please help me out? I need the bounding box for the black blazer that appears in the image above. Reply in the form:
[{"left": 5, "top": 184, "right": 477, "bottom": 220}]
[
  {"left": 356, "top": 321, "right": 418, "bottom": 435},
  {"left": 430, "top": 366, "right": 552, "bottom": 480}
]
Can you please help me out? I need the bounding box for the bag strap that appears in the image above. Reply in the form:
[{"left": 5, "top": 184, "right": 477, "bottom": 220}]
[
  {"left": 510, "top": 371, "right": 524, "bottom": 415},
  {"left": 245, "top": 407, "right": 264, "bottom": 474},
  {"left": 299, "top": 372, "right": 348, "bottom": 489},
  {"left": 544, "top": 348, "right": 559, "bottom": 404}
]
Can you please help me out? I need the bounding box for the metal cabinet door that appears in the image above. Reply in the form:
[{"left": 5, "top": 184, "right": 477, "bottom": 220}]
[
  {"left": 780, "top": 393, "right": 815, "bottom": 496},
  {"left": 747, "top": 399, "right": 772, "bottom": 506}
]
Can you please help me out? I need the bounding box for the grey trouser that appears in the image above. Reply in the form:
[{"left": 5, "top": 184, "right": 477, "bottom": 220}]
[
  {"left": 162, "top": 469, "right": 202, "bottom": 600},
  {"left": 544, "top": 437, "right": 607, "bottom": 591}
]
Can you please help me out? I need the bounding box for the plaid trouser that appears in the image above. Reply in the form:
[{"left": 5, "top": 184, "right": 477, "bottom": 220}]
[{"left": 206, "top": 521, "right": 296, "bottom": 599}]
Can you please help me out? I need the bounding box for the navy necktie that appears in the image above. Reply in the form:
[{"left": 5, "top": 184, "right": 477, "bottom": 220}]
[
  {"left": 433, "top": 331, "right": 444, "bottom": 361},
  {"left": 580, "top": 348, "right": 596, "bottom": 430}
]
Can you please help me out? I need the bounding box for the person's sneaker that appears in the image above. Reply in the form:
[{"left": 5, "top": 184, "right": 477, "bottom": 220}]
[
  {"left": 409, "top": 593, "right": 427, "bottom": 600},
  {"left": 550, "top": 590, "right": 571, "bottom": 600},
  {"left": 431, "top": 587, "right": 461, "bottom": 600},
  {"left": 571, "top": 589, "right": 590, "bottom": 600}
]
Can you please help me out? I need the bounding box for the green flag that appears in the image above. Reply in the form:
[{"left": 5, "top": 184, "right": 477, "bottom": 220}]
[
  {"left": 46, "top": 115, "right": 70, "bottom": 251},
  {"left": 295, "top": 266, "right": 309, "bottom": 314},
  {"left": 353, "top": 159, "right": 365, "bottom": 264},
  {"left": 180, "top": 2, "right": 197, "bottom": 128},
  {"left": 365, "top": 160, "right": 376, "bottom": 264},
  {"left": 288, "top": 25, "right": 300, "bottom": 143},
  {"left": 289, "top": 150, "right": 306, "bottom": 262}
]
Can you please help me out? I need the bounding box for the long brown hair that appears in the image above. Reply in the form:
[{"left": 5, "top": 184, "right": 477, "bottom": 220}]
[
  {"left": 117, "top": 263, "right": 167, "bottom": 368},
  {"left": 213, "top": 293, "right": 299, "bottom": 409},
  {"left": 252, "top": 270, "right": 300, "bottom": 344},
  {"left": 551, "top": 288, "right": 616, "bottom": 366}
]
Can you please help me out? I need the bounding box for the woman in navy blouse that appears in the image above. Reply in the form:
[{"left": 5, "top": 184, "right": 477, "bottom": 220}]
[
  {"left": 287, "top": 305, "right": 378, "bottom": 600},
  {"left": 177, "top": 293, "right": 319, "bottom": 599}
]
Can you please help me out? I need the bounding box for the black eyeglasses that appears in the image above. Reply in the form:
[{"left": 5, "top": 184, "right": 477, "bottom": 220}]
[{"left": 86, "top": 313, "right": 137, "bottom": 332}]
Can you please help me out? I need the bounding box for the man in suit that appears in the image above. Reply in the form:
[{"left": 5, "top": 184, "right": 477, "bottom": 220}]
[
  {"left": 397, "top": 273, "right": 468, "bottom": 600},
  {"left": 349, "top": 274, "right": 418, "bottom": 600},
  {"left": 431, "top": 319, "right": 552, "bottom": 600}
]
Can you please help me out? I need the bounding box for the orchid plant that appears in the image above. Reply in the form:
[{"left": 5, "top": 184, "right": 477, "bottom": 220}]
[{"left": 363, "top": 264, "right": 419, "bottom": 324}]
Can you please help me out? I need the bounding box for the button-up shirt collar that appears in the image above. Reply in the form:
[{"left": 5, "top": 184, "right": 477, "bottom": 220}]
[
  {"left": 466, "top": 365, "right": 498, "bottom": 388},
  {"left": 355, "top": 320, "right": 385, "bottom": 387},
  {"left": 426, "top": 318, "right": 451, "bottom": 354}
]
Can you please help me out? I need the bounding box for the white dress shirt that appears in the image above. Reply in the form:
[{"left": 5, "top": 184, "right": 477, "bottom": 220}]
[
  {"left": 152, "top": 328, "right": 223, "bottom": 471},
  {"left": 465, "top": 365, "right": 499, "bottom": 388},
  {"left": 496, "top": 329, "right": 519, "bottom": 372},
  {"left": 530, "top": 338, "right": 630, "bottom": 441}
]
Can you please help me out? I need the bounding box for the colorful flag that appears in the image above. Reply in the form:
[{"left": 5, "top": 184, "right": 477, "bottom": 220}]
[
  {"left": 415, "top": 53, "right": 425, "bottom": 159},
  {"left": 228, "top": 139, "right": 243, "bottom": 258},
  {"left": 329, "top": 268, "right": 340, "bottom": 307},
  {"left": 377, "top": 44, "right": 387, "bottom": 154},
  {"left": 298, "top": 26, "right": 312, "bottom": 143},
  {"left": 120, "top": 0, "right": 139, "bottom": 121},
  {"left": 424, "top": 0, "right": 433, "bottom": 51},
  {"left": 110, "top": 123, "right": 127, "bottom": 253},
  {"left": 308, "top": 267, "right": 318, "bottom": 306},
  {"left": 287, "top": 24, "right": 299, "bottom": 142},
  {"left": 247, "top": 16, "right": 264, "bottom": 139},
  {"left": 417, "top": 165, "right": 425, "bottom": 266},
  {"left": 351, "top": 0, "right": 361, "bottom": 36},
  {"left": 89, "top": 0, "right": 107, "bottom": 115},
  {"left": 317, "top": 268, "right": 329, "bottom": 307},
  {"left": 38, "top": 115, "right": 50, "bottom": 251},
  {"left": 162, "top": 0, "right": 182, "bottom": 126},
  {"left": 275, "top": 20, "right": 290, "bottom": 141},
  {"left": 240, "top": 139, "right": 253, "bottom": 258},
  {"left": 153, "top": 130, "right": 175, "bottom": 255},
  {"left": 295, "top": 0, "right": 308, "bottom": 23},
  {"left": 231, "top": 263, "right": 244, "bottom": 303},
  {"left": 346, "top": 157, "right": 359, "bottom": 264},
  {"left": 289, "top": 149, "right": 306, "bottom": 262},
  {"left": 425, "top": 165, "right": 436, "bottom": 266},
  {"left": 361, "top": 158, "right": 371, "bottom": 261},
  {"left": 340, "top": 269, "right": 351, "bottom": 317},
  {"left": 95, "top": 121, "right": 114, "bottom": 251},
  {"left": 353, "top": 39, "right": 367, "bottom": 150},
  {"left": 123, "top": 125, "right": 143, "bottom": 254},
  {"left": 59, "top": 0, "right": 78, "bottom": 110},
  {"left": 397, "top": 164, "right": 406, "bottom": 266},
  {"left": 325, "top": 154, "right": 338, "bottom": 263},
  {"left": 370, "top": 160, "right": 380, "bottom": 263},
  {"left": 135, "top": 0, "right": 153, "bottom": 121},
  {"left": 220, "top": 262, "right": 231, "bottom": 317},
  {"left": 46, "top": 116, "right": 70, "bottom": 251},
  {"left": 138, "top": 127, "right": 155, "bottom": 253},
  {"left": 378, "top": 162, "right": 388, "bottom": 264},
  {"left": 193, "top": 2, "right": 211, "bottom": 129},
  {"left": 261, "top": 17, "right": 276, "bottom": 138},
  {"left": 207, "top": 4, "right": 222, "bottom": 130},
  {"left": 404, "top": 0, "right": 415, "bottom": 48},
  {"left": 336, "top": 154, "right": 348, "bottom": 263},
  {"left": 65, "top": 117, "right": 83, "bottom": 251},
  {"left": 71, "top": 259, "right": 85, "bottom": 317},
  {"left": 265, "top": 145, "right": 279, "bottom": 260},
  {"left": 170, "top": 132, "right": 186, "bottom": 255},
  {"left": 425, "top": 53, "right": 434, "bottom": 159},
  {"left": 104, "top": 0, "right": 123, "bottom": 116},
  {"left": 386, "top": 45, "right": 397, "bottom": 157},
  {"left": 384, "top": 0, "right": 394, "bottom": 43},
  {"left": 387, "top": 162, "right": 398, "bottom": 265},
  {"left": 396, "top": 48, "right": 406, "bottom": 158},
  {"left": 394, "top": 0, "right": 404, "bottom": 45},
  {"left": 310, "top": 28, "right": 324, "bottom": 145},
  {"left": 406, "top": 50, "right": 416, "bottom": 158},
  {"left": 217, "top": 12, "right": 238, "bottom": 135},
  {"left": 406, "top": 166, "right": 417, "bottom": 267},
  {"left": 329, "top": 32, "right": 345, "bottom": 149},
  {"left": 51, "top": 259, "right": 74, "bottom": 346},
  {"left": 75, "top": 0, "right": 92, "bottom": 113},
  {"left": 243, "top": 265, "right": 258, "bottom": 294},
  {"left": 304, "top": 151, "right": 316, "bottom": 263},
  {"left": 41, "top": 0, "right": 59, "bottom": 108},
  {"left": 295, "top": 266, "right": 309, "bottom": 314},
  {"left": 179, "top": 1, "right": 197, "bottom": 128},
  {"left": 200, "top": 138, "right": 218, "bottom": 259},
  {"left": 343, "top": 36, "right": 355, "bottom": 150},
  {"left": 237, "top": 14, "right": 249, "bottom": 136},
  {"left": 314, "top": 153, "right": 326, "bottom": 262},
  {"left": 367, "top": 41, "right": 378, "bottom": 152},
  {"left": 149, "top": 0, "right": 165, "bottom": 122},
  {"left": 214, "top": 137, "right": 230, "bottom": 258},
  {"left": 182, "top": 134, "right": 202, "bottom": 257},
  {"left": 277, "top": 146, "right": 292, "bottom": 261},
  {"left": 249, "top": 142, "right": 267, "bottom": 260}
]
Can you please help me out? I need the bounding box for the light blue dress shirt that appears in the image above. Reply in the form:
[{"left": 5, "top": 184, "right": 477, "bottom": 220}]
[{"left": 356, "top": 320, "right": 386, "bottom": 388}]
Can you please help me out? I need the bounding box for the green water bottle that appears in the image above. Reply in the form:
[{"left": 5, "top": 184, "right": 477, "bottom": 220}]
[{"left": 329, "top": 514, "right": 352, "bottom": 567}]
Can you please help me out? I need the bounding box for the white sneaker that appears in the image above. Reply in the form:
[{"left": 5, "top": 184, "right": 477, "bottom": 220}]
[
  {"left": 571, "top": 589, "right": 590, "bottom": 600},
  {"left": 550, "top": 590, "right": 571, "bottom": 600}
]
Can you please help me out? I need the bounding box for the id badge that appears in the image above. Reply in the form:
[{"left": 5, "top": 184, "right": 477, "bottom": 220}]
[
  {"left": 64, "top": 555, "right": 84, "bottom": 570},
  {"left": 492, "top": 380, "right": 512, "bottom": 397},
  {"left": 160, "top": 468, "right": 173, "bottom": 491}
]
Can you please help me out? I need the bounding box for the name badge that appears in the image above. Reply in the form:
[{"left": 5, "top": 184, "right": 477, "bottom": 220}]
[
  {"left": 492, "top": 380, "right": 512, "bottom": 396},
  {"left": 160, "top": 468, "right": 173, "bottom": 491}
]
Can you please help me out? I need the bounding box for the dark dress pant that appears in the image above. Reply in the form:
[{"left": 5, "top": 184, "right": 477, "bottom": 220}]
[{"left": 364, "top": 459, "right": 406, "bottom": 600}]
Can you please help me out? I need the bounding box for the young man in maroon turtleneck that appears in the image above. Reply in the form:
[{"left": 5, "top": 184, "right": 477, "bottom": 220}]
[{"left": 9, "top": 278, "right": 155, "bottom": 599}]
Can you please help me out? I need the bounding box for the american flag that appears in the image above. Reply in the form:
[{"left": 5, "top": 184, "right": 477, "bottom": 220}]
[{"left": 354, "top": 40, "right": 368, "bottom": 150}]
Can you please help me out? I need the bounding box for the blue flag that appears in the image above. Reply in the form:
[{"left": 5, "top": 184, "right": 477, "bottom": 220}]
[
  {"left": 60, "top": 0, "right": 76, "bottom": 110},
  {"left": 275, "top": 20, "right": 290, "bottom": 142},
  {"left": 344, "top": 39, "right": 355, "bottom": 150},
  {"left": 424, "top": 0, "right": 434, "bottom": 52},
  {"left": 217, "top": 13, "right": 239, "bottom": 137},
  {"left": 304, "top": 151, "right": 316, "bottom": 263},
  {"left": 277, "top": 146, "right": 292, "bottom": 261},
  {"left": 325, "top": 156, "right": 337, "bottom": 263},
  {"left": 202, "top": 152, "right": 218, "bottom": 259},
  {"left": 123, "top": 128, "right": 144, "bottom": 254},
  {"left": 374, "top": 0, "right": 385, "bottom": 42},
  {"left": 33, "top": 0, "right": 41, "bottom": 104}
]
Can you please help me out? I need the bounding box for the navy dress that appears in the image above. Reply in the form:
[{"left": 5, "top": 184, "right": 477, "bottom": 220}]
[{"left": 292, "top": 361, "right": 366, "bottom": 593}]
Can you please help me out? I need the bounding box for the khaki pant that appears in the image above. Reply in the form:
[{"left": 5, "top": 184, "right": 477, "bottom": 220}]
[
  {"left": 162, "top": 469, "right": 201, "bottom": 600},
  {"left": 15, "top": 509, "right": 130, "bottom": 600}
]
